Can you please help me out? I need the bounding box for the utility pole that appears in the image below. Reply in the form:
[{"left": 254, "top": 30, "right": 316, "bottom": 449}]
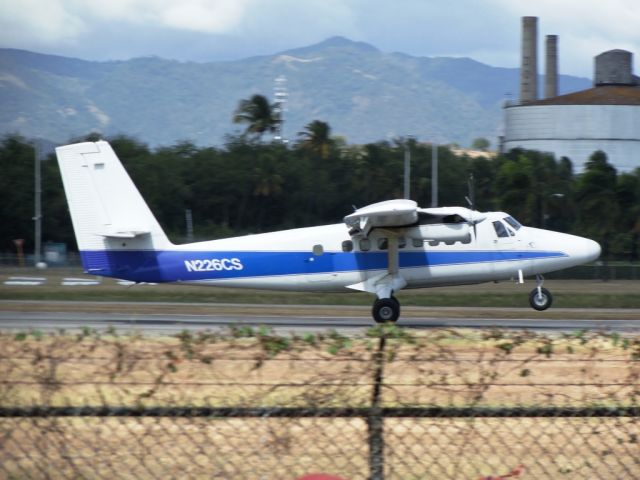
[
  {"left": 403, "top": 136, "right": 412, "bottom": 199},
  {"left": 33, "top": 140, "right": 43, "bottom": 267},
  {"left": 185, "top": 209, "right": 194, "bottom": 243},
  {"left": 431, "top": 142, "right": 438, "bottom": 207}
]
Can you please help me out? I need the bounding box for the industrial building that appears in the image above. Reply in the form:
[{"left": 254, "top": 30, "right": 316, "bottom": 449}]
[{"left": 502, "top": 17, "right": 640, "bottom": 173}]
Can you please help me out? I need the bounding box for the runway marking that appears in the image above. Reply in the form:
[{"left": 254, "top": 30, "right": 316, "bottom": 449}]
[
  {"left": 62, "top": 277, "right": 102, "bottom": 286},
  {"left": 3, "top": 277, "right": 46, "bottom": 286}
]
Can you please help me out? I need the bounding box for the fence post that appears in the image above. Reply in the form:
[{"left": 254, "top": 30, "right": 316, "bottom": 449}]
[{"left": 368, "top": 333, "right": 386, "bottom": 480}]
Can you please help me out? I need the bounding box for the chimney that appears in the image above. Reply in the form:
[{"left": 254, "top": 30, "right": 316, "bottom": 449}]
[
  {"left": 545, "top": 35, "right": 558, "bottom": 98},
  {"left": 520, "top": 16, "right": 538, "bottom": 103},
  {"left": 544, "top": 35, "right": 558, "bottom": 98}
]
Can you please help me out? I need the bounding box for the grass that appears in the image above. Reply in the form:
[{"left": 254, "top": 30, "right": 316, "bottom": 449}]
[{"left": 1, "top": 267, "right": 639, "bottom": 308}]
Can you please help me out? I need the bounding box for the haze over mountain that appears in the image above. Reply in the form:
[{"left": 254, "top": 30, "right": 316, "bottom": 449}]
[{"left": 0, "top": 36, "right": 590, "bottom": 148}]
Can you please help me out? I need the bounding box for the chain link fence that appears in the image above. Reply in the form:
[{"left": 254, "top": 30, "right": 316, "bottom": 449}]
[{"left": 1, "top": 327, "right": 639, "bottom": 479}]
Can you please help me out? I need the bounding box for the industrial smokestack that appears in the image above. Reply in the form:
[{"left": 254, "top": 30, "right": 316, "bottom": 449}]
[
  {"left": 545, "top": 35, "right": 558, "bottom": 98},
  {"left": 520, "top": 16, "right": 538, "bottom": 103}
]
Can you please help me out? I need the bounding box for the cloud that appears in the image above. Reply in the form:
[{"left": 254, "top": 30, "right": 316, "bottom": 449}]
[
  {"left": 0, "top": 0, "right": 253, "bottom": 50},
  {"left": 81, "top": 0, "right": 251, "bottom": 33},
  {"left": 0, "top": 0, "right": 85, "bottom": 46},
  {"left": 0, "top": 0, "right": 638, "bottom": 78},
  {"left": 160, "top": 1, "right": 249, "bottom": 32}
]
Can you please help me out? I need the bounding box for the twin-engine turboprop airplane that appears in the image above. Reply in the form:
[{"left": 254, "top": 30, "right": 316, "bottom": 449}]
[{"left": 56, "top": 141, "right": 601, "bottom": 323}]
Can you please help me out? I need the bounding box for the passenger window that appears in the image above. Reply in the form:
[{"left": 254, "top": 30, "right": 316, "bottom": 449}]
[
  {"left": 377, "top": 238, "right": 388, "bottom": 250},
  {"left": 492, "top": 221, "right": 510, "bottom": 238},
  {"left": 398, "top": 237, "right": 406, "bottom": 249},
  {"left": 359, "top": 238, "right": 371, "bottom": 251},
  {"left": 412, "top": 238, "right": 423, "bottom": 248},
  {"left": 428, "top": 240, "right": 439, "bottom": 247},
  {"left": 342, "top": 240, "right": 353, "bottom": 252},
  {"left": 312, "top": 244, "right": 324, "bottom": 256}
]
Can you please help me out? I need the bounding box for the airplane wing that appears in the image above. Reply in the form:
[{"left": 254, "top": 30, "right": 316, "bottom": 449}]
[
  {"left": 344, "top": 199, "right": 418, "bottom": 236},
  {"left": 344, "top": 200, "right": 486, "bottom": 300},
  {"left": 344, "top": 200, "right": 485, "bottom": 237}
]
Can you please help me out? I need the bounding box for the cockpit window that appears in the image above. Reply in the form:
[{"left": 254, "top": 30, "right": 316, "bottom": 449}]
[
  {"left": 504, "top": 216, "right": 522, "bottom": 231},
  {"left": 492, "top": 220, "right": 510, "bottom": 238}
]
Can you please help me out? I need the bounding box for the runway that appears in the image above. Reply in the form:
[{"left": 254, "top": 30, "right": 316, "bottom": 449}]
[{"left": 1, "top": 301, "right": 639, "bottom": 335}]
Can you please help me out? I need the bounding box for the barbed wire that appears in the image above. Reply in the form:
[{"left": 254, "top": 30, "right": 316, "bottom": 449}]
[{"left": 1, "top": 327, "right": 638, "bottom": 479}]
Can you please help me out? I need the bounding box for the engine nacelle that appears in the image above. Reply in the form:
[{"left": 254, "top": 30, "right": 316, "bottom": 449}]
[{"left": 406, "top": 223, "right": 471, "bottom": 243}]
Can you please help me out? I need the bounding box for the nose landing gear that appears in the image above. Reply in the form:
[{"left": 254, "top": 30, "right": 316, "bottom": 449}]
[{"left": 529, "top": 274, "right": 553, "bottom": 311}]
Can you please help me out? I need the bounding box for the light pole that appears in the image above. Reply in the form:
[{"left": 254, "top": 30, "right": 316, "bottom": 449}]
[
  {"left": 431, "top": 142, "right": 438, "bottom": 207},
  {"left": 403, "top": 136, "right": 413, "bottom": 199},
  {"left": 33, "top": 140, "right": 45, "bottom": 268}
]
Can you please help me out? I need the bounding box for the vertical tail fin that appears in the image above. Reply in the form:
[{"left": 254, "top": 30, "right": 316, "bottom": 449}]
[{"left": 56, "top": 141, "right": 172, "bottom": 275}]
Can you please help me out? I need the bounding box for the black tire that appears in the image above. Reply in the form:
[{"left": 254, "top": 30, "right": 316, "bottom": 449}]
[
  {"left": 529, "top": 287, "right": 553, "bottom": 311},
  {"left": 372, "top": 298, "right": 400, "bottom": 323},
  {"left": 390, "top": 295, "right": 400, "bottom": 309}
]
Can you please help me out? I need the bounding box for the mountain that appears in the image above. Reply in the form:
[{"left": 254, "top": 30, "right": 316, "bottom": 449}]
[{"left": 0, "top": 38, "right": 590, "bottom": 147}]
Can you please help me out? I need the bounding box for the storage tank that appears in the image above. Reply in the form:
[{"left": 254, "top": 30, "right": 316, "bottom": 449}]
[
  {"left": 503, "top": 17, "right": 640, "bottom": 173},
  {"left": 595, "top": 50, "right": 634, "bottom": 85}
]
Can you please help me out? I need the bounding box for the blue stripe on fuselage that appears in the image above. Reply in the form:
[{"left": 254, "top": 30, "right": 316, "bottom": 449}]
[{"left": 79, "top": 249, "right": 567, "bottom": 283}]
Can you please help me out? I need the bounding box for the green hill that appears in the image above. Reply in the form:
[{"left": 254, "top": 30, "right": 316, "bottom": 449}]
[{"left": 0, "top": 37, "right": 590, "bottom": 147}]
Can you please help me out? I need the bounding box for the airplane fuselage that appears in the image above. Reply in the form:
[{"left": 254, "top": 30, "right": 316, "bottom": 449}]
[{"left": 81, "top": 213, "right": 599, "bottom": 292}]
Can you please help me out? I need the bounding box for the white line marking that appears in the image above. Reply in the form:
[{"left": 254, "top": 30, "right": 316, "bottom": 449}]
[
  {"left": 61, "top": 277, "right": 102, "bottom": 286},
  {"left": 3, "top": 276, "right": 46, "bottom": 286}
]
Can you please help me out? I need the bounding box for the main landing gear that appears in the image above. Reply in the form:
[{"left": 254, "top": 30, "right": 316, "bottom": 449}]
[
  {"left": 372, "top": 296, "right": 400, "bottom": 323},
  {"left": 529, "top": 274, "right": 553, "bottom": 311}
]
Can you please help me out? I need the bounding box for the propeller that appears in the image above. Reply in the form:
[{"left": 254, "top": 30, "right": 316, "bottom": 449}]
[{"left": 465, "top": 173, "right": 479, "bottom": 241}]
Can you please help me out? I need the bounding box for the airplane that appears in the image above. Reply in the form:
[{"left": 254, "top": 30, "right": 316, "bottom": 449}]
[{"left": 56, "top": 140, "right": 601, "bottom": 323}]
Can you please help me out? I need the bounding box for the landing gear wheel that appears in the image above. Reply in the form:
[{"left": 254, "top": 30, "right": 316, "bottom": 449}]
[
  {"left": 372, "top": 298, "right": 400, "bottom": 323},
  {"left": 389, "top": 295, "right": 400, "bottom": 310},
  {"left": 529, "top": 287, "right": 553, "bottom": 311}
]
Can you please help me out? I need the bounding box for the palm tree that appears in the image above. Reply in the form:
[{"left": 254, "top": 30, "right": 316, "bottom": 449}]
[
  {"left": 298, "top": 120, "right": 332, "bottom": 160},
  {"left": 233, "top": 94, "right": 281, "bottom": 141}
]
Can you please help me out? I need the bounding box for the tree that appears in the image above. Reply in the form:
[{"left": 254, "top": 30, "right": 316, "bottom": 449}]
[
  {"left": 494, "top": 149, "right": 572, "bottom": 229},
  {"left": 574, "top": 150, "right": 619, "bottom": 263},
  {"left": 0, "top": 135, "right": 36, "bottom": 252},
  {"left": 298, "top": 120, "right": 333, "bottom": 160},
  {"left": 232, "top": 94, "right": 281, "bottom": 141},
  {"left": 614, "top": 170, "right": 640, "bottom": 261},
  {"left": 471, "top": 137, "right": 490, "bottom": 151}
]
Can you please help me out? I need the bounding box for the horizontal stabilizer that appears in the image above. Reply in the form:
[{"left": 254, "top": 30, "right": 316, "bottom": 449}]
[{"left": 97, "top": 228, "right": 151, "bottom": 239}]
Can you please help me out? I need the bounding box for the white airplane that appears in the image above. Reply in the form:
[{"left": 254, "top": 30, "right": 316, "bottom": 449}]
[{"left": 56, "top": 141, "right": 601, "bottom": 323}]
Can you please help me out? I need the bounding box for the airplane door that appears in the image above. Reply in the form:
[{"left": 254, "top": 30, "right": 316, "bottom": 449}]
[
  {"left": 305, "top": 244, "right": 339, "bottom": 284},
  {"left": 492, "top": 220, "right": 516, "bottom": 246},
  {"left": 491, "top": 220, "right": 521, "bottom": 278}
]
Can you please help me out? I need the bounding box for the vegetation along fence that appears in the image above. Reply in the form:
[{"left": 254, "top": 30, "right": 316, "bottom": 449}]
[{"left": 1, "top": 326, "right": 639, "bottom": 479}]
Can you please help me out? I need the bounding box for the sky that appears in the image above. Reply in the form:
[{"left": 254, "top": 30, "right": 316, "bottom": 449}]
[{"left": 1, "top": 0, "right": 639, "bottom": 78}]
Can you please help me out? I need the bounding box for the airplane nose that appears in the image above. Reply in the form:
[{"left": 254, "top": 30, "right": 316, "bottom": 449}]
[{"left": 579, "top": 238, "right": 601, "bottom": 263}]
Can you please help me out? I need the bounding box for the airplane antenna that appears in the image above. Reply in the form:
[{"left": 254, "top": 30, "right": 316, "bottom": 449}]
[{"left": 273, "top": 75, "right": 288, "bottom": 143}]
